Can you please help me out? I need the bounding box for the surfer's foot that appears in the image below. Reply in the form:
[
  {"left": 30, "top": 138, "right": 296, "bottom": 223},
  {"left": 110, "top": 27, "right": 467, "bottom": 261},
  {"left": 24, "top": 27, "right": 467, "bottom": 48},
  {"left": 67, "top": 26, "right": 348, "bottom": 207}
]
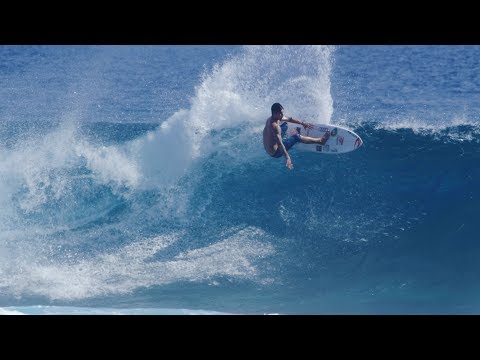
[{"left": 318, "top": 131, "right": 330, "bottom": 145}]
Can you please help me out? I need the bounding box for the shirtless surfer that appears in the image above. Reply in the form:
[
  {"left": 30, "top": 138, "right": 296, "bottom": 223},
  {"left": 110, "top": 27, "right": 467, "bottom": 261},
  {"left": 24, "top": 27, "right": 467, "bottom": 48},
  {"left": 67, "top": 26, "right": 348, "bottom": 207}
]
[{"left": 263, "top": 103, "right": 330, "bottom": 170}]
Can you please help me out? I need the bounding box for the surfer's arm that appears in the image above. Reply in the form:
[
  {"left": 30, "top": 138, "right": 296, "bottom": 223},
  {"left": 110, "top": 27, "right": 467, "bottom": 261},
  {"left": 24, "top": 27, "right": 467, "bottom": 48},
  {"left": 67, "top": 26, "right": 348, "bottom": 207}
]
[
  {"left": 275, "top": 124, "right": 293, "bottom": 170},
  {"left": 283, "top": 116, "right": 314, "bottom": 130}
]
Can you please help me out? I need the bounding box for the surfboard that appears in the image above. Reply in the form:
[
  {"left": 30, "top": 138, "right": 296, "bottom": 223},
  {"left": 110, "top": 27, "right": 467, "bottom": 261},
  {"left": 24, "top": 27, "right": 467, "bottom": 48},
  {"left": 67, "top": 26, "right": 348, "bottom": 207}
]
[{"left": 285, "top": 122, "right": 363, "bottom": 154}]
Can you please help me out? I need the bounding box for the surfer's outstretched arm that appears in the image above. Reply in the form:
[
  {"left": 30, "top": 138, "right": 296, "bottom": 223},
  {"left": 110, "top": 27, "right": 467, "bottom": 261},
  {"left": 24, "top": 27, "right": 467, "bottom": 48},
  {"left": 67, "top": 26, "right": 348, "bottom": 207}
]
[{"left": 283, "top": 116, "right": 314, "bottom": 130}]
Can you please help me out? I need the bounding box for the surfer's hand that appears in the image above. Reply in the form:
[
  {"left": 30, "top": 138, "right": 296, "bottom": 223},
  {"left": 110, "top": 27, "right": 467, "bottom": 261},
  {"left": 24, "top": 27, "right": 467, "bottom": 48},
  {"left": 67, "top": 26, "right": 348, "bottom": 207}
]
[
  {"left": 302, "top": 121, "right": 314, "bottom": 130},
  {"left": 286, "top": 157, "right": 293, "bottom": 170}
]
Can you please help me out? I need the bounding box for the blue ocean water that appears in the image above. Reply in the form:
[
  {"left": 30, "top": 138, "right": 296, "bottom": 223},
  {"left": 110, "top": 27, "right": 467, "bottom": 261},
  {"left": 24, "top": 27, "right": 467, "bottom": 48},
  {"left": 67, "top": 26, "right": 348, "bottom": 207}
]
[{"left": 0, "top": 45, "right": 479, "bottom": 314}]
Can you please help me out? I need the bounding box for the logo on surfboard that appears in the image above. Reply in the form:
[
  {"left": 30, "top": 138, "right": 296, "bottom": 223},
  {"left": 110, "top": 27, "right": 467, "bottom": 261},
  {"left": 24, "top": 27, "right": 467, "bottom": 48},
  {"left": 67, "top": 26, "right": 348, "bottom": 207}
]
[{"left": 354, "top": 137, "right": 362, "bottom": 149}]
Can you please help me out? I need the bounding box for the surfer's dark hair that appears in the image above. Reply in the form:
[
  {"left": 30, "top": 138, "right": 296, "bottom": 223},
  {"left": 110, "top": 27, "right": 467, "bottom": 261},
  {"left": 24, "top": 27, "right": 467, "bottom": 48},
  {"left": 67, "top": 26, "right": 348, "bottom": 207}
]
[{"left": 271, "top": 103, "right": 284, "bottom": 114}]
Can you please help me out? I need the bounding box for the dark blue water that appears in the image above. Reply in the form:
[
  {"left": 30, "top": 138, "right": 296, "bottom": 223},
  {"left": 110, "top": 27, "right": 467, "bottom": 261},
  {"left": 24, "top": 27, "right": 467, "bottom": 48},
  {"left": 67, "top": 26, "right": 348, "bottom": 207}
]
[{"left": 0, "top": 45, "right": 479, "bottom": 314}]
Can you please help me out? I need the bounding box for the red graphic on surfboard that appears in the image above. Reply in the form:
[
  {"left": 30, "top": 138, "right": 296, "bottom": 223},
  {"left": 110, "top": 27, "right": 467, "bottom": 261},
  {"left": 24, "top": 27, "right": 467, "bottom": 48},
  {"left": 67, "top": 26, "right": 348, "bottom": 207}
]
[{"left": 354, "top": 137, "right": 362, "bottom": 149}]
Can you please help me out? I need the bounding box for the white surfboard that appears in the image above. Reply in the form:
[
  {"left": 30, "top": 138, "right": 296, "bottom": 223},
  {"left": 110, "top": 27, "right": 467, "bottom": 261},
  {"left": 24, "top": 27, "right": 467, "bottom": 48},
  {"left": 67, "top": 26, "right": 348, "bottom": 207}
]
[{"left": 285, "top": 122, "right": 363, "bottom": 154}]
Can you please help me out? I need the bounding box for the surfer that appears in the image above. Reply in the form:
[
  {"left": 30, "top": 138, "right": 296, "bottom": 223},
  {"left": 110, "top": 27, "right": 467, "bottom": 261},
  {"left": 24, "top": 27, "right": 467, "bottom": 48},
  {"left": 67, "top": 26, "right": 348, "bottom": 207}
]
[{"left": 263, "top": 103, "right": 330, "bottom": 170}]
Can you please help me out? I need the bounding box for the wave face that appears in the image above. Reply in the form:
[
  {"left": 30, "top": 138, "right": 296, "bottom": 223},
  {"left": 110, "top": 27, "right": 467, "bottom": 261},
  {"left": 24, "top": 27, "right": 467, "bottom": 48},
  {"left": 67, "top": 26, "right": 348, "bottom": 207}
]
[{"left": 0, "top": 45, "right": 479, "bottom": 314}]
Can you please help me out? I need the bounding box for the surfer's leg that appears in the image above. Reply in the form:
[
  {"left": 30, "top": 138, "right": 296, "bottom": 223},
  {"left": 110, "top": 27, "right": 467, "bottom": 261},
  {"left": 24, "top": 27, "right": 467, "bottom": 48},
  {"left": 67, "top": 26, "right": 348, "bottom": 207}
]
[
  {"left": 299, "top": 132, "right": 330, "bottom": 145},
  {"left": 283, "top": 134, "right": 301, "bottom": 151}
]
